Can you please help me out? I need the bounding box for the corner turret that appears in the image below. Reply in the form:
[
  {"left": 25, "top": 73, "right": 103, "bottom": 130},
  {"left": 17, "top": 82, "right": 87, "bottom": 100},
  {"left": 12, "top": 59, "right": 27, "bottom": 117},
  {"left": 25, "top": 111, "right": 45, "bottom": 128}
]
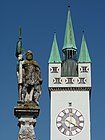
[
  {"left": 78, "top": 33, "right": 91, "bottom": 87},
  {"left": 78, "top": 33, "right": 91, "bottom": 63},
  {"left": 48, "top": 33, "right": 61, "bottom": 88},
  {"left": 49, "top": 33, "right": 61, "bottom": 63}
]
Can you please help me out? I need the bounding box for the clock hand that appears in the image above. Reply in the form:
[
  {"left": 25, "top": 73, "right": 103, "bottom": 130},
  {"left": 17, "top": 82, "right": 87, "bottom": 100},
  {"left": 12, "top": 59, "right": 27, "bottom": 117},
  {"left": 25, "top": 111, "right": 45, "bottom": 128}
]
[
  {"left": 65, "top": 119, "right": 71, "bottom": 124},
  {"left": 66, "top": 120, "right": 77, "bottom": 127},
  {"left": 65, "top": 114, "right": 75, "bottom": 129},
  {"left": 66, "top": 114, "right": 79, "bottom": 127},
  {"left": 72, "top": 123, "right": 78, "bottom": 127},
  {"left": 66, "top": 120, "right": 82, "bottom": 130},
  {"left": 69, "top": 113, "right": 72, "bottom": 129},
  {"left": 65, "top": 119, "right": 71, "bottom": 129},
  {"left": 70, "top": 113, "right": 79, "bottom": 127}
]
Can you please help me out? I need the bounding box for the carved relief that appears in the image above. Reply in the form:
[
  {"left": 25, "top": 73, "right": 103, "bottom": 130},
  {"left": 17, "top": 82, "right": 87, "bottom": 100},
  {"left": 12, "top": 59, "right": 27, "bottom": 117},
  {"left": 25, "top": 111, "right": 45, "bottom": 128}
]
[
  {"left": 50, "top": 67, "right": 59, "bottom": 73},
  {"left": 80, "top": 66, "right": 89, "bottom": 73},
  {"left": 77, "top": 78, "right": 86, "bottom": 84},
  {"left": 18, "top": 119, "right": 36, "bottom": 140},
  {"left": 65, "top": 78, "right": 74, "bottom": 84},
  {"left": 18, "top": 127, "right": 36, "bottom": 140},
  {"left": 53, "top": 78, "right": 62, "bottom": 84}
]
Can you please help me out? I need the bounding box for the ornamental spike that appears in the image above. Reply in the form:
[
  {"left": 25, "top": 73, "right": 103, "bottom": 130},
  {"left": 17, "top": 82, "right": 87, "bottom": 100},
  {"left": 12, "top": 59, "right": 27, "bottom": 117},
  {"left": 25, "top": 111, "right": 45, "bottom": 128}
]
[{"left": 19, "top": 27, "right": 22, "bottom": 39}]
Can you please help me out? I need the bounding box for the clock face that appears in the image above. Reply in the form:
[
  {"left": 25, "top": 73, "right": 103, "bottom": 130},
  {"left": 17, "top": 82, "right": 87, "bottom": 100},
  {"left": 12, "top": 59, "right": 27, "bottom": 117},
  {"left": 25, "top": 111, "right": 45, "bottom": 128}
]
[{"left": 56, "top": 108, "right": 84, "bottom": 136}]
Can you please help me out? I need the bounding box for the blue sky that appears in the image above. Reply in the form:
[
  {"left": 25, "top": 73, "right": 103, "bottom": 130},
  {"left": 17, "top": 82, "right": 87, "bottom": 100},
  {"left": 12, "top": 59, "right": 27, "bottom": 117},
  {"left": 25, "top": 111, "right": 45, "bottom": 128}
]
[{"left": 0, "top": 0, "right": 105, "bottom": 140}]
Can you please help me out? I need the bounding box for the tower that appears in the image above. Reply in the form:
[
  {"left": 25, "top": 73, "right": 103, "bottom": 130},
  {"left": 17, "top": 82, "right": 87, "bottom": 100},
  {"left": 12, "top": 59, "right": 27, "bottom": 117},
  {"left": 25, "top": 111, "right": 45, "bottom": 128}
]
[{"left": 48, "top": 6, "right": 91, "bottom": 140}]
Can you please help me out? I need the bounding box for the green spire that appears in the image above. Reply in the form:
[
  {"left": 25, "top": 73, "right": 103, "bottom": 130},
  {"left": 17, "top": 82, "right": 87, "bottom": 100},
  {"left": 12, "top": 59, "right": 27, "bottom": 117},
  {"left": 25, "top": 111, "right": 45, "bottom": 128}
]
[
  {"left": 62, "top": 7, "right": 77, "bottom": 50},
  {"left": 78, "top": 33, "right": 91, "bottom": 63},
  {"left": 49, "top": 33, "right": 61, "bottom": 63}
]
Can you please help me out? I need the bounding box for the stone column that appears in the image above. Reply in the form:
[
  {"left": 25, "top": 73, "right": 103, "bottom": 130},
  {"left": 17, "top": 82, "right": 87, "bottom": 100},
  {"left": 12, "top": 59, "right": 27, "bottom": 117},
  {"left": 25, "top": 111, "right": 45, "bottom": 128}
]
[{"left": 14, "top": 102, "right": 40, "bottom": 140}]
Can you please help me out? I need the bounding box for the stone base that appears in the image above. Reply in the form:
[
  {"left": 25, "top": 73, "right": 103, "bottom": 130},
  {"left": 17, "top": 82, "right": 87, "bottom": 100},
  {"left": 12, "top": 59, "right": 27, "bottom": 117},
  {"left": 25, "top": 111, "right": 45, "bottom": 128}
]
[
  {"left": 18, "top": 116, "right": 36, "bottom": 140},
  {"left": 14, "top": 102, "right": 40, "bottom": 118},
  {"left": 14, "top": 102, "right": 40, "bottom": 140}
]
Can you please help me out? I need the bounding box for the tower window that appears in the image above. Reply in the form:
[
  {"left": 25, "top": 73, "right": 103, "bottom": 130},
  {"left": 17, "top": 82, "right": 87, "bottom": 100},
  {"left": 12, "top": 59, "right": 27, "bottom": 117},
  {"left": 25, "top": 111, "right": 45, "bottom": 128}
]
[
  {"left": 78, "top": 78, "right": 86, "bottom": 84},
  {"left": 51, "top": 67, "right": 59, "bottom": 73},
  {"left": 65, "top": 78, "right": 74, "bottom": 84},
  {"left": 70, "top": 50, "right": 72, "bottom": 58},
  {"left": 80, "top": 66, "right": 88, "bottom": 73},
  {"left": 53, "top": 78, "right": 62, "bottom": 84}
]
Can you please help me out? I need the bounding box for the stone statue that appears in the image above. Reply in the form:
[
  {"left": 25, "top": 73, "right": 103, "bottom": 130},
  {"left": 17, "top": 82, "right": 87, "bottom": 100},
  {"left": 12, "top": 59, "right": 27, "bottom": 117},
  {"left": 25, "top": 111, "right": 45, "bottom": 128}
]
[
  {"left": 16, "top": 29, "right": 42, "bottom": 105},
  {"left": 22, "top": 51, "right": 42, "bottom": 104},
  {"left": 17, "top": 50, "right": 42, "bottom": 105},
  {"left": 15, "top": 29, "right": 41, "bottom": 140}
]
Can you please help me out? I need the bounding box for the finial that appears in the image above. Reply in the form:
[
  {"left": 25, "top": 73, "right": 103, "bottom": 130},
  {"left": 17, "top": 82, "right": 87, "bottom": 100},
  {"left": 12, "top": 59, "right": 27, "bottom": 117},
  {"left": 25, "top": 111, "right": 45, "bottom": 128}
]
[
  {"left": 19, "top": 27, "right": 22, "bottom": 39},
  {"left": 82, "top": 30, "right": 84, "bottom": 33},
  {"left": 68, "top": 0, "right": 70, "bottom": 8},
  {"left": 54, "top": 32, "right": 56, "bottom": 37}
]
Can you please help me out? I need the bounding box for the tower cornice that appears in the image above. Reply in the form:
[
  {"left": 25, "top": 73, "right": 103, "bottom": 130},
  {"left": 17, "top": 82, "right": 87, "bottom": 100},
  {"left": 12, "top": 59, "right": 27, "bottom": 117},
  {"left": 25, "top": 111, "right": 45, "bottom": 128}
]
[{"left": 49, "top": 87, "right": 91, "bottom": 92}]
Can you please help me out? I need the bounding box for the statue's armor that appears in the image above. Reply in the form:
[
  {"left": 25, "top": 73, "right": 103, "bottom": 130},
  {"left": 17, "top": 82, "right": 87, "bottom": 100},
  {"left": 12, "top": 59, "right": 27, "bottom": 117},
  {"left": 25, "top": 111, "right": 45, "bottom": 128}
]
[
  {"left": 21, "top": 60, "right": 41, "bottom": 103},
  {"left": 23, "top": 62, "right": 37, "bottom": 84}
]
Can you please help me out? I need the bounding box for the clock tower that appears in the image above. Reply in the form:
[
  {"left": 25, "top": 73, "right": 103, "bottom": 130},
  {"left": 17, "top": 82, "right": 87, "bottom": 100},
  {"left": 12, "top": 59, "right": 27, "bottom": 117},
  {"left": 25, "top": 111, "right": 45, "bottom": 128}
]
[{"left": 48, "top": 6, "right": 91, "bottom": 140}]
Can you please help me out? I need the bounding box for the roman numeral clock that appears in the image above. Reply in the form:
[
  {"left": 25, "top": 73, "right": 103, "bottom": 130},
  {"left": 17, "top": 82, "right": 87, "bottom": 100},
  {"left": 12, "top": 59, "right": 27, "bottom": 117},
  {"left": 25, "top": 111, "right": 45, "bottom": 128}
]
[
  {"left": 56, "top": 107, "right": 84, "bottom": 136},
  {"left": 48, "top": 6, "right": 91, "bottom": 140}
]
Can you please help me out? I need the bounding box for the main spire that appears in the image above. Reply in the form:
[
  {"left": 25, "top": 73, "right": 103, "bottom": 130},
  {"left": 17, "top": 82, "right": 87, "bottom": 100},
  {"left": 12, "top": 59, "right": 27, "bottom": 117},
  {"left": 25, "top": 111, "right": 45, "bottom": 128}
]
[
  {"left": 61, "top": 5, "right": 78, "bottom": 76},
  {"left": 62, "top": 6, "right": 77, "bottom": 51}
]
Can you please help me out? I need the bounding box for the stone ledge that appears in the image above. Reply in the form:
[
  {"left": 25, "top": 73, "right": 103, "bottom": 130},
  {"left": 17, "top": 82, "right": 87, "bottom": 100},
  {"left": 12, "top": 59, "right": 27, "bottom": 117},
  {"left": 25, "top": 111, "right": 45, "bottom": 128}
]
[{"left": 14, "top": 105, "right": 40, "bottom": 118}]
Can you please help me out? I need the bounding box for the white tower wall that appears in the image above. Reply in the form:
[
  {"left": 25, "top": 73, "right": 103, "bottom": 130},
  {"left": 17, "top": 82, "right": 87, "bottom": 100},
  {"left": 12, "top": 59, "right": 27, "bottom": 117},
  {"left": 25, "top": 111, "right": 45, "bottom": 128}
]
[{"left": 50, "top": 91, "right": 91, "bottom": 140}]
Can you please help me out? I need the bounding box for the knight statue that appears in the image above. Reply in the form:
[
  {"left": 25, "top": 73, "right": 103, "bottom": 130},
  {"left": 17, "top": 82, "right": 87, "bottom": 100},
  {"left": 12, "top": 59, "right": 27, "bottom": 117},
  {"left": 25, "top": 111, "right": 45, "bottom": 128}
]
[{"left": 16, "top": 28, "right": 42, "bottom": 106}]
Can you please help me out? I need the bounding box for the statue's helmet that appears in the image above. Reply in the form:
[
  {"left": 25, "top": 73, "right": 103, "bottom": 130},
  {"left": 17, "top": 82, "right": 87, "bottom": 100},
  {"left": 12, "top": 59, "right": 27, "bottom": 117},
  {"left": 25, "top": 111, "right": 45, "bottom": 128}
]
[{"left": 26, "top": 50, "right": 33, "bottom": 60}]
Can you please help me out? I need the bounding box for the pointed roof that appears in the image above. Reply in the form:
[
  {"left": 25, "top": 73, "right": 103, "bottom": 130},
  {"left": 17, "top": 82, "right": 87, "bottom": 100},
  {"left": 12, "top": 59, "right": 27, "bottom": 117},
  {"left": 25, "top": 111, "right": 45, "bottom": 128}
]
[
  {"left": 48, "top": 33, "right": 61, "bottom": 63},
  {"left": 78, "top": 33, "right": 91, "bottom": 63},
  {"left": 62, "top": 6, "right": 77, "bottom": 50}
]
